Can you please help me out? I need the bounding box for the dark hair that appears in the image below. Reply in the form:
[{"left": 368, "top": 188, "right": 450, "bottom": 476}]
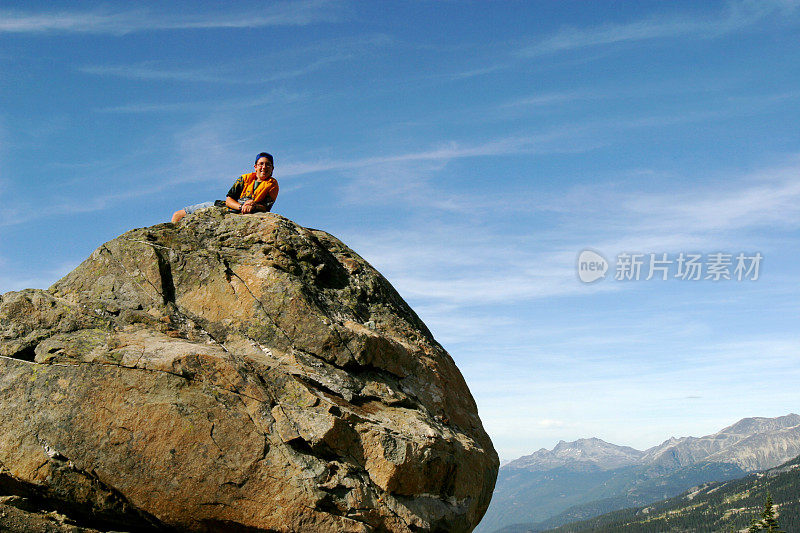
[{"left": 255, "top": 152, "right": 274, "bottom": 166}]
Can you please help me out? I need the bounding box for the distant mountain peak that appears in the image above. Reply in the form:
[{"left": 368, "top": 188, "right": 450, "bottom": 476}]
[
  {"left": 482, "top": 414, "right": 800, "bottom": 533},
  {"left": 719, "top": 413, "right": 800, "bottom": 436},
  {"left": 640, "top": 413, "right": 800, "bottom": 471},
  {"left": 505, "top": 414, "right": 800, "bottom": 475},
  {"left": 507, "top": 437, "right": 643, "bottom": 472}
]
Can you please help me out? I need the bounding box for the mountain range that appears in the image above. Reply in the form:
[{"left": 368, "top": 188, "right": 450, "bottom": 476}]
[
  {"left": 477, "top": 414, "right": 800, "bottom": 532},
  {"left": 544, "top": 451, "right": 800, "bottom": 532}
]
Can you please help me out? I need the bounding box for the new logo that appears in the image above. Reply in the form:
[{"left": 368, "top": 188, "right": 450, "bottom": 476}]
[{"left": 577, "top": 249, "right": 608, "bottom": 283}]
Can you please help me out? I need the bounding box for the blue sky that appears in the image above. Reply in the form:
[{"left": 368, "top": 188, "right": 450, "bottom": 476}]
[{"left": 1, "top": 0, "right": 799, "bottom": 461}]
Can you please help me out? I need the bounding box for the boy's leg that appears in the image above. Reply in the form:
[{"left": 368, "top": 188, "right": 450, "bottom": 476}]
[{"left": 174, "top": 201, "right": 215, "bottom": 224}]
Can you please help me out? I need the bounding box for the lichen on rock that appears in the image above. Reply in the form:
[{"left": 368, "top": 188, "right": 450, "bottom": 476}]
[{"left": 0, "top": 210, "right": 498, "bottom": 532}]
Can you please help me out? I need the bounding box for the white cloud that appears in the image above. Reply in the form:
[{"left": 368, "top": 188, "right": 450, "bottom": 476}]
[
  {"left": 169, "top": 119, "right": 250, "bottom": 185},
  {"left": 0, "top": 1, "right": 339, "bottom": 34},
  {"left": 280, "top": 130, "right": 601, "bottom": 177},
  {"left": 537, "top": 419, "right": 567, "bottom": 429},
  {"left": 500, "top": 91, "right": 597, "bottom": 109},
  {"left": 95, "top": 89, "right": 305, "bottom": 114},
  {"left": 79, "top": 64, "right": 225, "bottom": 83},
  {"left": 339, "top": 155, "right": 800, "bottom": 316},
  {"left": 580, "top": 161, "right": 800, "bottom": 249},
  {"left": 80, "top": 48, "right": 358, "bottom": 85},
  {"left": 0, "top": 185, "right": 164, "bottom": 228},
  {"left": 281, "top": 104, "right": 790, "bottom": 203},
  {"left": 346, "top": 222, "right": 619, "bottom": 310},
  {"left": 521, "top": 0, "right": 799, "bottom": 56},
  {"left": 0, "top": 117, "right": 6, "bottom": 183},
  {"left": 439, "top": 0, "right": 800, "bottom": 85},
  {"left": 524, "top": 18, "right": 708, "bottom": 57}
]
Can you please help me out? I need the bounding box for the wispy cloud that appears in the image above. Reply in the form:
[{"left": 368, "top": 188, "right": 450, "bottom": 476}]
[
  {"left": 537, "top": 419, "right": 567, "bottom": 429},
  {"left": 0, "top": 119, "right": 5, "bottom": 183},
  {"left": 280, "top": 130, "right": 601, "bottom": 177},
  {"left": 447, "top": 63, "right": 509, "bottom": 80},
  {"left": 340, "top": 155, "right": 800, "bottom": 313},
  {"left": 79, "top": 49, "right": 357, "bottom": 84},
  {"left": 76, "top": 33, "right": 391, "bottom": 97},
  {"left": 0, "top": 181, "right": 168, "bottom": 228},
  {"left": 499, "top": 91, "right": 597, "bottom": 109},
  {"left": 79, "top": 64, "right": 225, "bottom": 83},
  {"left": 0, "top": 1, "right": 339, "bottom": 35},
  {"left": 308, "top": 115, "right": 800, "bottom": 225},
  {"left": 437, "top": 1, "right": 800, "bottom": 83},
  {"left": 563, "top": 159, "right": 800, "bottom": 248},
  {"left": 95, "top": 89, "right": 306, "bottom": 114},
  {"left": 521, "top": 0, "right": 799, "bottom": 56},
  {"left": 495, "top": 76, "right": 752, "bottom": 112},
  {"left": 524, "top": 18, "right": 708, "bottom": 57},
  {"left": 345, "top": 223, "right": 615, "bottom": 308}
]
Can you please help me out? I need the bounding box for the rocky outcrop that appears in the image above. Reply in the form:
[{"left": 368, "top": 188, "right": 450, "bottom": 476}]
[{"left": 0, "top": 210, "right": 498, "bottom": 532}]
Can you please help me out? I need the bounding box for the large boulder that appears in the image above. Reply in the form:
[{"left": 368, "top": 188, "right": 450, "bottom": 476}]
[{"left": 0, "top": 210, "right": 498, "bottom": 532}]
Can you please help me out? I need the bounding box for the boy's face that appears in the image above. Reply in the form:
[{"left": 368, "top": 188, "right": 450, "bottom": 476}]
[{"left": 254, "top": 157, "right": 273, "bottom": 180}]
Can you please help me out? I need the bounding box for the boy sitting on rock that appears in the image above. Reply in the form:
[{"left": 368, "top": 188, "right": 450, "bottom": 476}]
[{"left": 171, "top": 152, "right": 279, "bottom": 224}]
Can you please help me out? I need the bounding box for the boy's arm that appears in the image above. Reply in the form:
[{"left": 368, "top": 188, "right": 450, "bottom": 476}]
[
  {"left": 225, "top": 196, "right": 242, "bottom": 211},
  {"left": 226, "top": 176, "right": 246, "bottom": 211},
  {"left": 248, "top": 198, "right": 274, "bottom": 213}
]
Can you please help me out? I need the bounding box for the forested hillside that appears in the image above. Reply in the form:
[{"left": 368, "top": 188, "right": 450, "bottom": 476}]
[{"left": 544, "top": 454, "right": 800, "bottom": 532}]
